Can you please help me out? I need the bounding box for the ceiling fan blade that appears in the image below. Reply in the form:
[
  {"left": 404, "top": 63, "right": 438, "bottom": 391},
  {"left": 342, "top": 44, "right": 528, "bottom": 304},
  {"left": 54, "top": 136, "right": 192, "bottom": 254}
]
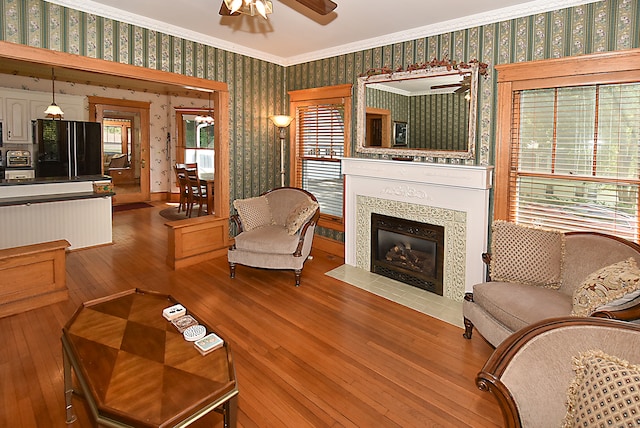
[
  {"left": 219, "top": 1, "right": 240, "bottom": 16},
  {"left": 294, "top": 0, "right": 337, "bottom": 15}
]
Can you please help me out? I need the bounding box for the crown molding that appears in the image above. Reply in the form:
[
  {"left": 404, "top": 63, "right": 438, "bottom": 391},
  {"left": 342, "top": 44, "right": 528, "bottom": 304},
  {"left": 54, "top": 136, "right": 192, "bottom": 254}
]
[
  {"left": 283, "top": 0, "right": 599, "bottom": 66},
  {"left": 45, "top": 0, "right": 286, "bottom": 65},
  {"left": 47, "top": 0, "right": 598, "bottom": 68}
]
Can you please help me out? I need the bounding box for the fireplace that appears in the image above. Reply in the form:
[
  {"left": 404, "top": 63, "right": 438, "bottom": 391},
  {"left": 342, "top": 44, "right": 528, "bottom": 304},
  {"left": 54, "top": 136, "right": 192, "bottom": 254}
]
[
  {"left": 371, "top": 213, "right": 444, "bottom": 295},
  {"left": 343, "top": 158, "right": 493, "bottom": 300}
]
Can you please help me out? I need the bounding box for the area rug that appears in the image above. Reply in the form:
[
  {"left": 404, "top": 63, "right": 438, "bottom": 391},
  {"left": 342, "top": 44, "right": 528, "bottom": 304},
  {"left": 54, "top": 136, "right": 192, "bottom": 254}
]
[
  {"left": 113, "top": 202, "right": 154, "bottom": 212},
  {"left": 159, "top": 206, "right": 190, "bottom": 221}
]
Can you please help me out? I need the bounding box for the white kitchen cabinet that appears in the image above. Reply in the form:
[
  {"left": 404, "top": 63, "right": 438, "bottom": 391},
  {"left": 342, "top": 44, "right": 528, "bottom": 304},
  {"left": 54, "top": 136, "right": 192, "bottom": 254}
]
[
  {"left": 30, "top": 96, "right": 84, "bottom": 121},
  {"left": 5, "top": 98, "right": 29, "bottom": 143},
  {"left": 0, "top": 88, "right": 86, "bottom": 144}
]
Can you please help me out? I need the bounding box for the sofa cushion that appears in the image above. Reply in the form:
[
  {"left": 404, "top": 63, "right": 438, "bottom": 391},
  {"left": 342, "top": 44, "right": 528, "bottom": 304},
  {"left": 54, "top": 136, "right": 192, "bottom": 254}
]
[
  {"left": 285, "top": 199, "right": 319, "bottom": 235},
  {"left": 562, "top": 350, "right": 640, "bottom": 428},
  {"left": 490, "top": 220, "right": 565, "bottom": 289},
  {"left": 233, "top": 196, "right": 273, "bottom": 231},
  {"left": 233, "top": 225, "right": 301, "bottom": 255},
  {"left": 571, "top": 257, "right": 640, "bottom": 317},
  {"left": 473, "top": 282, "right": 572, "bottom": 332}
]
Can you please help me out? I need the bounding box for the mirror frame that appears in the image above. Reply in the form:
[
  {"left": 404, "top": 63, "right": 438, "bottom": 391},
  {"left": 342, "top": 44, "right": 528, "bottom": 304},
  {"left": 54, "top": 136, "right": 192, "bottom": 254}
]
[{"left": 356, "top": 64, "right": 479, "bottom": 160}]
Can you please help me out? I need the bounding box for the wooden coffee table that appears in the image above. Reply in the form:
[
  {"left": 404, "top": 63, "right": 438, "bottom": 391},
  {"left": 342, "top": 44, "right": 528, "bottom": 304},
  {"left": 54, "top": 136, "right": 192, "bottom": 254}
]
[{"left": 62, "top": 289, "right": 238, "bottom": 427}]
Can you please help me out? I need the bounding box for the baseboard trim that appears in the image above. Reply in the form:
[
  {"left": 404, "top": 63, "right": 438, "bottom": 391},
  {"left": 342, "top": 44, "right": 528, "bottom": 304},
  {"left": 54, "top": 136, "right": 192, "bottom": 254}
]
[{"left": 313, "top": 235, "right": 344, "bottom": 258}]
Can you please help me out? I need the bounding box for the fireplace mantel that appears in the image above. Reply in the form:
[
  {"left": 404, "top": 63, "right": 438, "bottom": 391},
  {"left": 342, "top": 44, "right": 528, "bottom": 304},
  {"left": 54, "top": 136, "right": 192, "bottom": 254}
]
[{"left": 342, "top": 158, "right": 493, "bottom": 300}]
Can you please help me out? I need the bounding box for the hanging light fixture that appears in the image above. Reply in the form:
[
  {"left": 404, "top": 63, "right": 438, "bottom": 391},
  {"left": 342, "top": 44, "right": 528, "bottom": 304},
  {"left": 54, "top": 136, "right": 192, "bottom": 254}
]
[
  {"left": 44, "top": 68, "right": 64, "bottom": 119},
  {"left": 195, "top": 92, "right": 214, "bottom": 125},
  {"left": 223, "top": 0, "right": 272, "bottom": 19}
]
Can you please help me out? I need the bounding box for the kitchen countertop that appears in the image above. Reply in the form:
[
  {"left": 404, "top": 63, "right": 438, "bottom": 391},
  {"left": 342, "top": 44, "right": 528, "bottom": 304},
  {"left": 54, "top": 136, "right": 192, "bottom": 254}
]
[
  {"left": 0, "top": 175, "right": 111, "bottom": 186},
  {"left": 0, "top": 175, "right": 114, "bottom": 207}
]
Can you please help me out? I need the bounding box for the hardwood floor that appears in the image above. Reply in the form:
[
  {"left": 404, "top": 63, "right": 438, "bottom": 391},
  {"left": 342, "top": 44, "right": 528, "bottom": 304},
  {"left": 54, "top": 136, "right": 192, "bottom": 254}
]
[{"left": 0, "top": 202, "right": 502, "bottom": 427}]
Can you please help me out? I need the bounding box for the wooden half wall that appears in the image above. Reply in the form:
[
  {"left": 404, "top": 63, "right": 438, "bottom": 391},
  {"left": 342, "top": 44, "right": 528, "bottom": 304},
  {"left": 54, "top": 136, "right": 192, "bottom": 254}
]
[{"left": 0, "top": 240, "right": 70, "bottom": 318}]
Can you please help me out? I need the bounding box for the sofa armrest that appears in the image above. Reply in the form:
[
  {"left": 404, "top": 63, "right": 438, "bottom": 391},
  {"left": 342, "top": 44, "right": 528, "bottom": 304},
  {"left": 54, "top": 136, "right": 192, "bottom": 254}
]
[
  {"left": 482, "top": 252, "right": 492, "bottom": 281},
  {"left": 293, "top": 208, "right": 320, "bottom": 257},
  {"left": 592, "top": 302, "right": 640, "bottom": 321}
]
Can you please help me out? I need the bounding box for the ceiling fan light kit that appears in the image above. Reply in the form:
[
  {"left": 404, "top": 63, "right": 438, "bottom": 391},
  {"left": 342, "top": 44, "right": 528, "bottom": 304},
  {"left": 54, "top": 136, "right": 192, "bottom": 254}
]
[
  {"left": 220, "top": 0, "right": 336, "bottom": 18},
  {"left": 223, "top": 0, "right": 273, "bottom": 19}
]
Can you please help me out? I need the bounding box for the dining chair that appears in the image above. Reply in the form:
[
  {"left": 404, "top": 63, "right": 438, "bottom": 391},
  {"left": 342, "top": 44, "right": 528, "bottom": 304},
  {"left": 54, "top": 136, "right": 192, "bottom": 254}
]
[
  {"left": 185, "top": 168, "right": 207, "bottom": 217},
  {"left": 173, "top": 165, "right": 189, "bottom": 213}
]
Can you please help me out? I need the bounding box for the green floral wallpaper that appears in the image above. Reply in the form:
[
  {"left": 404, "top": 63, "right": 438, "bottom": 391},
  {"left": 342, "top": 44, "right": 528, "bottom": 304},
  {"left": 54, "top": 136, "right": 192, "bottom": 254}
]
[{"left": 1, "top": 0, "right": 639, "bottom": 243}]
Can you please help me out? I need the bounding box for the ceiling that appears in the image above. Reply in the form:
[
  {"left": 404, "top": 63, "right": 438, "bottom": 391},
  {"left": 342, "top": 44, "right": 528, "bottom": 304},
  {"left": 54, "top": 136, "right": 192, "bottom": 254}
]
[{"left": 51, "top": 0, "right": 597, "bottom": 66}]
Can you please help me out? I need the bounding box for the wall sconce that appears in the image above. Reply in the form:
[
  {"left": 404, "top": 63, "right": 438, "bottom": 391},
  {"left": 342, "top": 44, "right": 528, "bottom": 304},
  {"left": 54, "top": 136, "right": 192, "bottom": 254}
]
[
  {"left": 269, "top": 115, "right": 294, "bottom": 187},
  {"left": 44, "top": 68, "right": 64, "bottom": 119}
]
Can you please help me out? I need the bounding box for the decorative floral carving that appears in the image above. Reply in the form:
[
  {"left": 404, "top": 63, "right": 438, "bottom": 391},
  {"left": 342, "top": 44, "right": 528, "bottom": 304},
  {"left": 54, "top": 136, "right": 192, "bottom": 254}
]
[{"left": 359, "top": 56, "right": 489, "bottom": 78}]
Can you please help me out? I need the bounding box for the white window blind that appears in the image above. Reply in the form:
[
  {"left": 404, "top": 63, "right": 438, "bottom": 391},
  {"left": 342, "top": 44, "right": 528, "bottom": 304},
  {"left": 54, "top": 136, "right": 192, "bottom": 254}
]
[
  {"left": 296, "top": 103, "right": 345, "bottom": 218},
  {"left": 510, "top": 83, "right": 640, "bottom": 241}
]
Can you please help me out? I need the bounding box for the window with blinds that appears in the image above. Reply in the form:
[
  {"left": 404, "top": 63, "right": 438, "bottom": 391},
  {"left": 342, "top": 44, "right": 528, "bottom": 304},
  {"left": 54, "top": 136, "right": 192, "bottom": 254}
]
[
  {"left": 295, "top": 103, "right": 345, "bottom": 218},
  {"left": 510, "top": 82, "right": 640, "bottom": 241}
]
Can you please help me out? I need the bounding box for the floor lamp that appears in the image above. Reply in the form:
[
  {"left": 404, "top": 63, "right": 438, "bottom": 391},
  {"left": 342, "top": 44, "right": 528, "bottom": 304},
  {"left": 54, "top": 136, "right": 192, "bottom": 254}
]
[{"left": 269, "top": 115, "right": 294, "bottom": 187}]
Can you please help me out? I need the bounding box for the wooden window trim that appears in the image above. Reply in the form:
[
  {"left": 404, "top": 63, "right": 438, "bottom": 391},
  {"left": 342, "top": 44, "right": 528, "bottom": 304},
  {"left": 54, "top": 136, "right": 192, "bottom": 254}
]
[
  {"left": 494, "top": 48, "right": 640, "bottom": 221},
  {"left": 288, "top": 84, "right": 352, "bottom": 229}
]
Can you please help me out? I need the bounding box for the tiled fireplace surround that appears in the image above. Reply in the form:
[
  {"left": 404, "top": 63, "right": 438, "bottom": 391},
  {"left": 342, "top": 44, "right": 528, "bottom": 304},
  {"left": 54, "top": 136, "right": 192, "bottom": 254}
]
[{"left": 339, "top": 158, "right": 493, "bottom": 310}]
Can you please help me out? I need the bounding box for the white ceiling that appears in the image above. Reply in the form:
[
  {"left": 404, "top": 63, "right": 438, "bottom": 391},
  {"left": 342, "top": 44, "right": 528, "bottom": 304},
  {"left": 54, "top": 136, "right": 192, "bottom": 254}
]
[{"left": 51, "top": 0, "right": 596, "bottom": 66}]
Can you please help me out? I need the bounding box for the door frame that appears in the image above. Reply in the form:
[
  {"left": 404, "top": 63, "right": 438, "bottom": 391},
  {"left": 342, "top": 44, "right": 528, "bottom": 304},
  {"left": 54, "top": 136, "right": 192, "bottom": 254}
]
[{"left": 89, "top": 97, "right": 151, "bottom": 204}]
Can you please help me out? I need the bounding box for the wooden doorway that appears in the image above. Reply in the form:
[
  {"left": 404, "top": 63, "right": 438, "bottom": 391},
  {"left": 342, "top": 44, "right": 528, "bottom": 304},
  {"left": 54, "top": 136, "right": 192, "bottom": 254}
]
[{"left": 89, "top": 97, "right": 150, "bottom": 204}]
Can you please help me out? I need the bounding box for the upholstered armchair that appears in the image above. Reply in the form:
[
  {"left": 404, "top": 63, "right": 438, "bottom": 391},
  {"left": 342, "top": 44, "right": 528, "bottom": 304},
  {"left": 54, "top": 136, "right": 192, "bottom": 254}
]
[
  {"left": 228, "top": 187, "right": 320, "bottom": 286},
  {"left": 476, "top": 316, "right": 640, "bottom": 427},
  {"left": 463, "top": 221, "right": 640, "bottom": 347}
]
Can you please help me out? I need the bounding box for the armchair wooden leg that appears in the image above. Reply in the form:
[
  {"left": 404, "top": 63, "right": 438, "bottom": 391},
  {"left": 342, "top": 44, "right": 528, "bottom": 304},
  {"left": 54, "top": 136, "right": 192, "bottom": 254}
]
[
  {"left": 229, "top": 263, "right": 236, "bottom": 279},
  {"left": 294, "top": 270, "right": 301, "bottom": 287},
  {"left": 463, "top": 317, "right": 474, "bottom": 339}
]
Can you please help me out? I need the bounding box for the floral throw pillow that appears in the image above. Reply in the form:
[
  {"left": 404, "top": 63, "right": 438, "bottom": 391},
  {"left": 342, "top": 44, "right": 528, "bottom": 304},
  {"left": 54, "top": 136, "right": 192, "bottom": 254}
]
[
  {"left": 285, "top": 199, "right": 319, "bottom": 235},
  {"left": 571, "top": 257, "right": 640, "bottom": 317},
  {"left": 563, "top": 350, "right": 640, "bottom": 428}
]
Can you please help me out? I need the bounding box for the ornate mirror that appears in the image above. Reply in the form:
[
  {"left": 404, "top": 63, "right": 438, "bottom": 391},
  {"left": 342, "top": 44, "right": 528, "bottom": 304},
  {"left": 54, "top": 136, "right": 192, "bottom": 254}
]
[{"left": 356, "top": 62, "right": 481, "bottom": 160}]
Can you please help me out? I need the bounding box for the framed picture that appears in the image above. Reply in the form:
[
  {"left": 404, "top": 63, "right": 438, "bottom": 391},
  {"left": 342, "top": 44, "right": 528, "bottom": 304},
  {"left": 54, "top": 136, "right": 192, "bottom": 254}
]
[{"left": 393, "top": 121, "right": 407, "bottom": 146}]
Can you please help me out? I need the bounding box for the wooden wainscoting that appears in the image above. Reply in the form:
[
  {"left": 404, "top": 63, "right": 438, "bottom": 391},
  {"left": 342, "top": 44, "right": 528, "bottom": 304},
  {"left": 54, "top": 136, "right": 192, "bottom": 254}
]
[
  {"left": 165, "top": 216, "right": 230, "bottom": 269},
  {"left": 0, "top": 239, "right": 70, "bottom": 318}
]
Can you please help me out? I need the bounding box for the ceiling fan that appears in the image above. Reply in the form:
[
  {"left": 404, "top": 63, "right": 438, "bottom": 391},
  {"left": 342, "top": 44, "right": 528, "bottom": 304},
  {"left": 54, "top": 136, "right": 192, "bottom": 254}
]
[{"left": 219, "top": 0, "right": 337, "bottom": 19}]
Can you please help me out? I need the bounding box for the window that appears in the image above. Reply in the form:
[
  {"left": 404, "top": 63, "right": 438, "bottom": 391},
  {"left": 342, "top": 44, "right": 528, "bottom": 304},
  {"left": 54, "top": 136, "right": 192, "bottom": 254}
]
[
  {"left": 103, "top": 119, "right": 132, "bottom": 160},
  {"left": 289, "top": 84, "right": 352, "bottom": 231},
  {"left": 183, "top": 116, "right": 214, "bottom": 176},
  {"left": 494, "top": 50, "right": 640, "bottom": 242},
  {"left": 176, "top": 110, "right": 215, "bottom": 178}
]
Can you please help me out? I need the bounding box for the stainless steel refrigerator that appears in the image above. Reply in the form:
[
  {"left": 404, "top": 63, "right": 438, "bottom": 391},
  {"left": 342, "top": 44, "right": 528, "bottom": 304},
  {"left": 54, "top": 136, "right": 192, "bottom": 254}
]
[{"left": 34, "top": 119, "right": 102, "bottom": 178}]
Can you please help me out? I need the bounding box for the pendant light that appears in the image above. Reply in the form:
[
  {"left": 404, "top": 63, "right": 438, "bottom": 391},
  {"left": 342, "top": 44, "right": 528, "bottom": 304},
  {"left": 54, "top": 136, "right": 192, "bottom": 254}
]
[
  {"left": 195, "top": 92, "right": 214, "bottom": 125},
  {"left": 44, "top": 68, "right": 64, "bottom": 119}
]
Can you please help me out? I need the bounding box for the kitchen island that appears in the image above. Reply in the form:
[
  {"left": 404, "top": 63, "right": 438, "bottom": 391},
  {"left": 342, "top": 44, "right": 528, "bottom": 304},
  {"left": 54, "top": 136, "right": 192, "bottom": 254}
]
[{"left": 0, "top": 175, "right": 113, "bottom": 250}]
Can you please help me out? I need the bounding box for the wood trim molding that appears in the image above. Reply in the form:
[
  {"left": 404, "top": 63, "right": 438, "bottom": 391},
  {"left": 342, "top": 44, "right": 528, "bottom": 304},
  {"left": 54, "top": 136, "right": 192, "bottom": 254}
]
[{"left": 493, "top": 48, "right": 640, "bottom": 221}]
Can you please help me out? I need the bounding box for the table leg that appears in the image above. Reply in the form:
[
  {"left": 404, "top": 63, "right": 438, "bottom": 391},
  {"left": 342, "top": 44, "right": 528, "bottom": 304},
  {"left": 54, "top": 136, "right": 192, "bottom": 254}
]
[
  {"left": 63, "top": 348, "right": 77, "bottom": 424},
  {"left": 206, "top": 181, "right": 214, "bottom": 215},
  {"left": 223, "top": 394, "right": 238, "bottom": 428}
]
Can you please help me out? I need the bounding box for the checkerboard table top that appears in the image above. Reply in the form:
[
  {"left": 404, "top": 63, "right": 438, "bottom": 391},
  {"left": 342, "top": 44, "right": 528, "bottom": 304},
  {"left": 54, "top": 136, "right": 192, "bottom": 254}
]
[{"left": 62, "top": 289, "right": 236, "bottom": 427}]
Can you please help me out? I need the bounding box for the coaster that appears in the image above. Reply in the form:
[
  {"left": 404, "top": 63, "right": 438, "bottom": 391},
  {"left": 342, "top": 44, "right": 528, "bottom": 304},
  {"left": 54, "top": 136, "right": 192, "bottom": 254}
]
[{"left": 183, "top": 324, "right": 206, "bottom": 342}]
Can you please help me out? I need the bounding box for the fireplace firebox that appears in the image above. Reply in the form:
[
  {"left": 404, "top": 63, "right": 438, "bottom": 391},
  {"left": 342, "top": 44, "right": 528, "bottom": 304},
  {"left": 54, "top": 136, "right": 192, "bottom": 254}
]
[{"left": 370, "top": 213, "right": 444, "bottom": 295}]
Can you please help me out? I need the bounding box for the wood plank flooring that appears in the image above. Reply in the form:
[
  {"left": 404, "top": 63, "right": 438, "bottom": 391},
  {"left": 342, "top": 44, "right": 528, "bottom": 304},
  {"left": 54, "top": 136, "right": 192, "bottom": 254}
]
[{"left": 0, "top": 202, "right": 502, "bottom": 427}]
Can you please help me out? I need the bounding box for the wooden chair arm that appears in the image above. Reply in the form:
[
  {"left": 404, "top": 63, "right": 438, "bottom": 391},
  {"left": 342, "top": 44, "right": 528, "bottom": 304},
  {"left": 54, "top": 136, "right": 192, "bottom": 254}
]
[
  {"left": 592, "top": 303, "right": 640, "bottom": 321},
  {"left": 230, "top": 214, "right": 244, "bottom": 233},
  {"left": 293, "top": 209, "right": 320, "bottom": 257}
]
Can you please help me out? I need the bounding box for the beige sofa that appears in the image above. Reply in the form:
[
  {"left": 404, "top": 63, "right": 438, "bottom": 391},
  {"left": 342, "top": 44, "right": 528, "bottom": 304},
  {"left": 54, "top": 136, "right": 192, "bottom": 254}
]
[
  {"left": 463, "top": 222, "right": 640, "bottom": 348},
  {"left": 476, "top": 316, "right": 640, "bottom": 427},
  {"left": 228, "top": 187, "right": 320, "bottom": 287}
]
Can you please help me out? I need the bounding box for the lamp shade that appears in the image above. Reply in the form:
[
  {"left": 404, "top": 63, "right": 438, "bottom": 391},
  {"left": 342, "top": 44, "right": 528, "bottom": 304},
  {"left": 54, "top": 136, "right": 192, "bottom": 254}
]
[
  {"left": 269, "top": 115, "right": 293, "bottom": 128},
  {"left": 44, "top": 103, "right": 64, "bottom": 118}
]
